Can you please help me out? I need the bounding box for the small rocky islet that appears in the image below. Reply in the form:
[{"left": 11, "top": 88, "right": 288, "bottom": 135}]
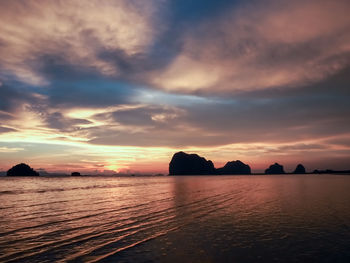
[
  {"left": 265, "top": 163, "right": 285, "bottom": 174},
  {"left": 6, "top": 163, "right": 39, "bottom": 177}
]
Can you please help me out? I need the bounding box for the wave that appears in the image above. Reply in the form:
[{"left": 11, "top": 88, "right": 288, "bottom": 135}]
[{"left": 0, "top": 185, "right": 245, "bottom": 262}]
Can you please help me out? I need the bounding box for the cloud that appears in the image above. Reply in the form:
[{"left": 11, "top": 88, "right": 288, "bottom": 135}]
[
  {"left": 152, "top": 0, "right": 350, "bottom": 94},
  {"left": 85, "top": 105, "right": 199, "bottom": 147},
  {"left": 87, "top": 128, "right": 230, "bottom": 148},
  {"left": 109, "top": 105, "right": 183, "bottom": 127},
  {"left": 0, "top": 146, "right": 24, "bottom": 153},
  {"left": 0, "top": 83, "right": 40, "bottom": 113},
  {"left": 0, "top": 0, "right": 163, "bottom": 85},
  {"left": 0, "top": 126, "right": 17, "bottom": 134},
  {"left": 84, "top": 69, "right": 350, "bottom": 148},
  {"left": 182, "top": 94, "right": 350, "bottom": 145},
  {"left": 84, "top": 89, "right": 350, "bottom": 148},
  {"left": 14, "top": 69, "right": 345, "bottom": 149},
  {"left": 323, "top": 135, "right": 350, "bottom": 147},
  {"left": 48, "top": 80, "right": 137, "bottom": 108},
  {"left": 0, "top": 112, "right": 13, "bottom": 121},
  {"left": 45, "top": 112, "right": 91, "bottom": 132}
]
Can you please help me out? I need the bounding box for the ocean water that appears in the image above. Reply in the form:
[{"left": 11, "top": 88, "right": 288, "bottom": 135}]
[{"left": 0, "top": 175, "right": 349, "bottom": 263}]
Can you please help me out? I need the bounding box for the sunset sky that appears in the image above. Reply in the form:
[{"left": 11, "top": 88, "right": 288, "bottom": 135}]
[{"left": 0, "top": 0, "right": 349, "bottom": 174}]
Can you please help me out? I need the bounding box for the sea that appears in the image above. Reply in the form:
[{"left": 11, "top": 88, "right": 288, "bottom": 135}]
[{"left": 0, "top": 175, "right": 349, "bottom": 262}]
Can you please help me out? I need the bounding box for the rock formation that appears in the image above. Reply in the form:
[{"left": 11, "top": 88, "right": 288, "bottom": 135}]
[
  {"left": 71, "top": 172, "right": 81, "bottom": 176},
  {"left": 293, "top": 164, "right": 306, "bottom": 174},
  {"left": 265, "top": 163, "right": 285, "bottom": 174},
  {"left": 7, "top": 163, "right": 39, "bottom": 176},
  {"left": 216, "top": 160, "right": 251, "bottom": 175},
  {"left": 169, "top": 152, "right": 251, "bottom": 175},
  {"left": 169, "top": 151, "right": 215, "bottom": 175}
]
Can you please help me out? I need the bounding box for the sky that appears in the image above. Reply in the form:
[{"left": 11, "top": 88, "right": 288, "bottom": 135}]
[{"left": 0, "top": 0, "right": 349, "bottom": 174}]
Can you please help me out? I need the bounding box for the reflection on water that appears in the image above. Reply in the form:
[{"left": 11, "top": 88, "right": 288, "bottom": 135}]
[{"left": 0, "top": 175, "right": 349, "bottom": 262}]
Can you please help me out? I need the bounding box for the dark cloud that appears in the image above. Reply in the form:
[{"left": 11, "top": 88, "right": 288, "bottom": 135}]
[
  {"left": 172, "top": 65, "right": 350, "bottom": 145},
  {"left": 151, "top": 0, "right": 350, "bottom": 95},
  {"left": 169, "top": 0, "right": 241, "bottom": 28},
  {"left": 45, "top": 112, "right": 91, "bottom": 132},
  {"left": 109, "top": 106, "right": 180, "bottom": 127},
  {"left": 0, "top": 126, "right": 17, "bottom": 134},
  {"left": 28, "top": 54, "right": 140, "bottom": 108},
  {"left": 323, "top": 136, "right": 350, "bottom": 147},
  {"left": 0, "top": 83, "right": 39, "bottom": 113},
  {"left": 235, "top": 64, "right": 350, "bottom": 99},
  {"left": 48, "top": 80, "right": 136, "bottom": 108},
  {"left": 183, "top": 95, "right": 350, "bottom": 144},
  {"left": 37, "top": 54, "right": 103, "bottom": 82},
  {"left": 0, "top": 111, "right": 13, "bottom": 121}
]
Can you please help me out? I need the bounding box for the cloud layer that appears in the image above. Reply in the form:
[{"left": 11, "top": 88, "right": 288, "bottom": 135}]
[
  {"left": 0, "top": 0, "right": 163, "bottom": 85},
  {"left": 153, "top": 0, "right": 350, "bottom": 94}
]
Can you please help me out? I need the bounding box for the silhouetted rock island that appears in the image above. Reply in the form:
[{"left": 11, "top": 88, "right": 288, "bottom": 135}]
[
  {"left": 71, "top": 172, "right": 81, "bottom": 176},
  {"left": 216, "top": 160, "right": 251, "bottom": 175},
  {"left": 169, "top": 152, "right": 215, "bottom": 175},
  {"left": 265, "top": 163, "right": 285, "bottom": 174},
  {"left": 169, "top": 152, "right": 251, "bottom": 175},
  {"left": 293, "top": 164, "right": 306, "bottom": 174},
  {"left": 7, "top": 163, "right": 39, "bottom": 177}
]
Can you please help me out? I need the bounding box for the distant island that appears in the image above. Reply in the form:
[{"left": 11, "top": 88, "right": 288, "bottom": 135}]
[
  {"left": 169, "top": 152, "right": 216, "bottom": 175},
  {"left": 294, "top": 164, "right": 306, "bottom": 174},
  {"left": 169, "top": 151, "right": 305, "bottom": 175},
  {"left": 7, "top": 163, "right": 39, "bottom": 176},
  {"left": 169, "top": 151, "right": 252, "bottom": 175},
  {"left": 265, "top": 163, "right": 286, "bottom": 174}
]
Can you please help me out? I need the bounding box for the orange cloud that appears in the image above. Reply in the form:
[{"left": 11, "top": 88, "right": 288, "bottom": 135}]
[
  {"left": 152, "top": 0, "right": 350, "bottom": 94},
  {"left": 0, "top": 0, "right": 162, "bottom": 85}
]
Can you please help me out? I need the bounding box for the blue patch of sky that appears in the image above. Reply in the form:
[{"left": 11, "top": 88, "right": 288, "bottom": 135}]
[
  {"left": 147, "top": 0, "right": 243, "bottom": 71},
  {"left": 132, "top": 88, "right": 237, "bottom": 107},
  {"left": 170, "top": 0, "right": 240, "bottom": 23},
  {"left": 45, "top": 79, "right": 139, "bottom": 107}
]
